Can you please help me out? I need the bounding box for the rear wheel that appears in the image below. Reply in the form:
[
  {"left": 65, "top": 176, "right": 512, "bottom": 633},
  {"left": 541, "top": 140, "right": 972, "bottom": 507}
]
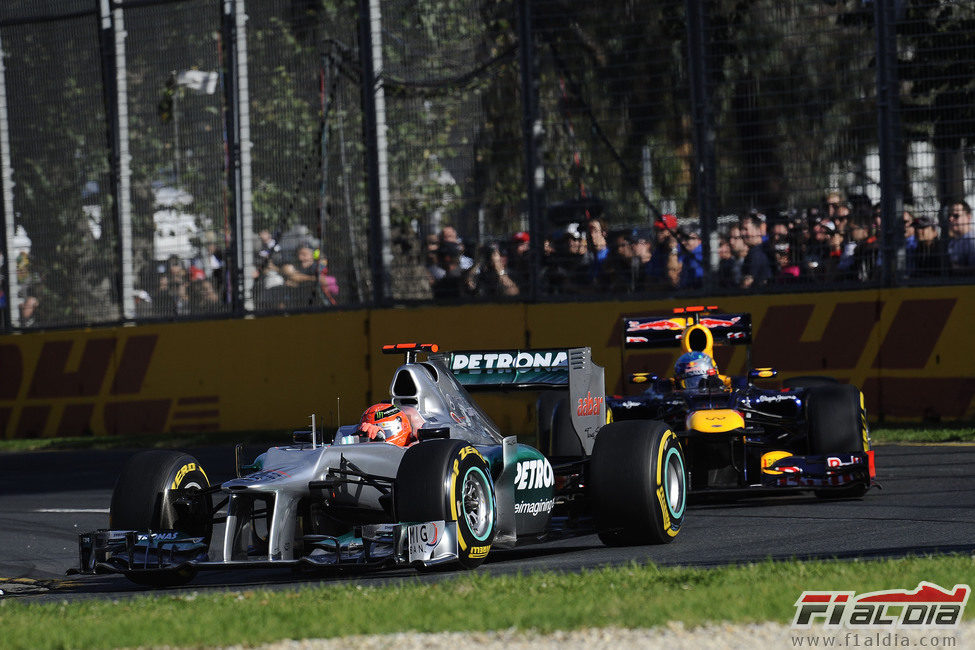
[
  {"left": 806, "top": 384, "right": 870, "bottom": 499},
  {"left": 109, "top": 450, "right": 212, "bottom": 586},
  {"left": 589, "top": 420, "right": 686, "bottom": 545},
  {"left": 396, "top": 440, "right": 496, "bottom": 568}
]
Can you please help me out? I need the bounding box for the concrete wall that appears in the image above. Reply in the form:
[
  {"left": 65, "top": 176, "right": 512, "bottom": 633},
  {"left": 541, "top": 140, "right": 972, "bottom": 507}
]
[{"left": 2, "top": 286, "right": 973, "bottom": 439}]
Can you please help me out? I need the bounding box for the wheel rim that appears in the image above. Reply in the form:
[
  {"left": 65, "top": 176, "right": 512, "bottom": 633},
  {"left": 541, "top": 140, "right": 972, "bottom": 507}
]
[
  {"left": 461, "top": 467, "right": 493, "bottom": 541},
  {"left": 664, "top": 447, "right": 686, "bottom": 518}
]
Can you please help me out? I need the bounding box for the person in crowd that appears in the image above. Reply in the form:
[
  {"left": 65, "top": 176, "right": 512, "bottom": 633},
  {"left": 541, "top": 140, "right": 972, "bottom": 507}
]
[
  {"left": 473, "top": 242, "right": 519, "bottom": 297},
  {"left": 773, "top": 237, "right": 801, "bottom": 283},
  {"left": 586, "top": 218, "right": 610, "bottom": 284},
  {"left": 717, "top": 224, "right": 747, "bottom": 288},
  {"left": 438, "top": 226, "right": 474, "bottom": 272},
  {"left": 630, "top": 228, "right": 655, "bottom": 292},
  {"left": 282, "top": 244, "right": 323, "bottom": 307},
  {"left": 662, "top": 252, "right": 683, "bottom": 292},
  {"left": 19, "top": 294, "right": 40, "bottom": 328},
  {"left": 317, "top": 254, "right": 340, "bottom": 306},
  {"left": 506, "top": 231, "right": 532, "bottom": 292},
  {"left": 647, "top": 213, "right": 680, "bottom": 283},
  {"left": 425, "top": 233, "right": 445, "bottom": 286},
  {"left": 188, "top": 277, "right": 221, "bottom": 312},
  {"left": 678, "top": 225, "right": 704, "bottom": 289},
  {"left": 906, "top": 213, "right": 947, "bottom": 277},
  {"left": 597, "top": 229, "right": 635, "bottom": 293},
  {"left": 740, "top": 213, "right": 774, "bottom": 289},
  {"left": 946, "top": 200, "right": 975, "bottom": 274},
  {"left": 431, "top": 240, "right": 471, "bottom": 300},
  {"left": 155, "top": 254, "right": 190, "bottom": 317},
  {"left": 541, "top": 223, "right": 590, "bottom": 295}
]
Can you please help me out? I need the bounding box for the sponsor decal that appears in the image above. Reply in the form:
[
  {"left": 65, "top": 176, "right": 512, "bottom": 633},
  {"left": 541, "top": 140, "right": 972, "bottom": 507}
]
[
  {"left": 619, "top": 400, "right": 641, "bottom": 409},
  {"left": 450, "top": 350, "right": 568, "bottom": 371},
  {"left": 514, "top": 499, "right": 555, "bottom": 516},
  {"left": 408, "top": 522, "right": 440, "bottom": 554},
  {"left": 459, "top": 445, "right": 484, "bottom": 462},
  {"left": 171, "top": 462, "right": 204, "bottom": 489},
  {"left": 754, "top": 394, "right": 796, "bottom": 403},
  {"left": 469, "top": 545, "right": 490, "bottom": 558},
  {"left": 577, "top": 391, "right": 603, "bottom": 417},
  {"left": 827, "top": 455, "right": 859, "bottom": 468},
  {"left": 792, "top": 582, "right": 969, "bottom": 629},
  {"left": 514, "top": 458, "right": 554, "bottom": 490},
  {"left": 627, "top": 318, "right": 685, "bottom": 331},
  {"left": 697, "top": 316, "right": 741, "bottom": 328}
]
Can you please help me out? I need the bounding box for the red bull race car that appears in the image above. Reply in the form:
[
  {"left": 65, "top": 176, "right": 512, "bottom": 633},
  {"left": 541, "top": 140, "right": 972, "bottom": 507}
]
[
  {"left": 605, "top": 306, "right": 875, "bottom": 497},
  {"left": 453, "top": 307, "right": 875, "bottom": 499}
]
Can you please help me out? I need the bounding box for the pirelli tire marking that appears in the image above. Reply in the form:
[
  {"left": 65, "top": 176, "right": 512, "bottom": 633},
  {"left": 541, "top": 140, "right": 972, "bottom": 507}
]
[
  {"left": 654, "top": 429, "right": 686, "bottom": 538},
  {"left": 449, "top": 446, "right": 495, "bottom": 560},
  {"left": 859, "top": 391, "right": 871, "bottom": 452},
  {"left": 171, "top": 462, "right": 209, "bottom": 490}
]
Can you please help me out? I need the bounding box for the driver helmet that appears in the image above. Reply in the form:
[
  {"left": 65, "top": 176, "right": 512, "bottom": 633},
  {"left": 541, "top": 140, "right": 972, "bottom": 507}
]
[
  {"left": 359, "top": 403, "right": 414, "bottom": 446},
  {"left": 674, "top": 351, "right": 718, "bottom": 390}
]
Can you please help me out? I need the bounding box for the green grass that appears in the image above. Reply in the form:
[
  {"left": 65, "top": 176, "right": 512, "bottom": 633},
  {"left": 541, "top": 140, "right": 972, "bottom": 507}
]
[
  {"left": 1, "top": 556, "right": 972, "bottom": 650},
  {"left": 870, "top": 425, "right": 975, "bottom": 444}
]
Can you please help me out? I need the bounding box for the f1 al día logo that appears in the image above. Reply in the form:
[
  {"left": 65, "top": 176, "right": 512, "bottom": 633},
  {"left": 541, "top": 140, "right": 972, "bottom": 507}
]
[{"left": 793, "top": 581, "right": 970, "bottom": 629}]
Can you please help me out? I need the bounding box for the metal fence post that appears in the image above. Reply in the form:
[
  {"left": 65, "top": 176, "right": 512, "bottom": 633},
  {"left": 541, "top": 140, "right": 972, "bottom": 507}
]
[
  {"left": 358, "top": 0, "right": 391, "bottom": 306},
  {"left": 0, "top": 30, "right": 15, "bottom": 331},
  {"left": 685, "top": 0, "right": 717, "bottom": 293},
  {"left": 518, "top": 0, "right": 545, "bottom": 302},
  {"left": 98, "top": 0, "right": 134, "bottom": 321},
  {"left": 875, "top": 0, "right": 904, "bottom": 287},
  {"left": 222, "top": 0, "right": 255, "bottom": 314}
]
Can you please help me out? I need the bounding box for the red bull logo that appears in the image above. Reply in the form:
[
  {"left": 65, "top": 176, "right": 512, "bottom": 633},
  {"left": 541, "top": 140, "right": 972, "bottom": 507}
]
[
  {"left": 698, "top": 316, "right": 741, "bottom": 328},
  {"left": 626, "top": 318, "right": 685, "bottom": 332}
]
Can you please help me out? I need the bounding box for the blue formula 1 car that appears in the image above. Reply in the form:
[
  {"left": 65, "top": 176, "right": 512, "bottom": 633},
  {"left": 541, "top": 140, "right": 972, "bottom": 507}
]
[
  {"left": 602, "top": 306, "right": 875, "bottom": 497},
  {"left": 74, "top": 343, "right": 687, "bottom": 587}
]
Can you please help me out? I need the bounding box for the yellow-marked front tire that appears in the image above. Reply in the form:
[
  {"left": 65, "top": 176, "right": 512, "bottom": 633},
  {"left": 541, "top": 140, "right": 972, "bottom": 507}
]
[
  {"left": 396, "top": 440, "right": 496, "bottom": 569},
  {"left": 590, "top": 420, "right": 686, "bottom": 545},
  {"left": 110, "top": 449, "right": 211, "bottom": 536}
]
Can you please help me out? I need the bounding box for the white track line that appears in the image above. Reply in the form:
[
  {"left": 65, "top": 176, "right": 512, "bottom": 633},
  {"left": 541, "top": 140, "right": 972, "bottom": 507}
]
[{"left": 34, "top": 508, "right": 109, "bottom": 514}]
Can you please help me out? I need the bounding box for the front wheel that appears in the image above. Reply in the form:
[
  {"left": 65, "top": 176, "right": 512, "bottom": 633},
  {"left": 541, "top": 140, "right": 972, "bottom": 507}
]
[
  {"left": 396, "top": 440, "right": 497, "bottom": 568},
  {"left": 109, "top": 450, "right": 212, "bottom": 587},
  {"left": 589, "top": 420, "right": 686, "bottom": 545},
  {"left": 806, "top": 384, "right": 870, "bottom": 499}
]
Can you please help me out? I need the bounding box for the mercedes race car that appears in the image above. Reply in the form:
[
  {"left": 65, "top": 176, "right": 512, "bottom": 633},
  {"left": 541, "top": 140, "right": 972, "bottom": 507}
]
[
  {"left": 602, "top": 306, "right": 876, "bottom": 497},
  {"left": 75, "top": 343, "right": 687, "bottom": 587}
]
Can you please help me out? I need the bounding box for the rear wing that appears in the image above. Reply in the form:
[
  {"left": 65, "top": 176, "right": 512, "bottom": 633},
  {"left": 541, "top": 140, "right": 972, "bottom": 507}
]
[
  {"left": 624, "top": 311, "right": 752, "bottom": 348},
  {"left": 447, "top": 348, "right": 570, "bottom": 389},
  {"left": 446, "top": 347, "right": 606, "bottom": 455}
]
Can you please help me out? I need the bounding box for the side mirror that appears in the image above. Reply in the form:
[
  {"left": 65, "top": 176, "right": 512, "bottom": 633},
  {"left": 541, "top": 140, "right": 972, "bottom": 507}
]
[{"left": 749, "top": 367, "right": 778, "bottom": 380}]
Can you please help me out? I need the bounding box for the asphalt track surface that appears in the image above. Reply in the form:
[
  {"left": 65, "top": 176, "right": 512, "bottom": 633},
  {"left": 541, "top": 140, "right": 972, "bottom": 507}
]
[{"left": 1, "top": 442, "right": 973, "bottom": 602}]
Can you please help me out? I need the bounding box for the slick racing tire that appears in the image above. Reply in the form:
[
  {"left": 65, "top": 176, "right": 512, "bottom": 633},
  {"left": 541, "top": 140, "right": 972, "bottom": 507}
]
[
  {"left": 806, "top": 384, "right": 870, "bottom": 499},
  {"left": 783, "top": 375, "right": 838, "bottom": 389},
  {"left": 396, "top": 439, "right": 496, "bottom": 569},
  {"left": 589, "top": 420, "right": 686, "bottom": 546},
  {"left": 110, "top": 450, "right": 213, "bottom": 539},
  {"left": 109, "top": 450, "right": 212, "bottom": 587}
]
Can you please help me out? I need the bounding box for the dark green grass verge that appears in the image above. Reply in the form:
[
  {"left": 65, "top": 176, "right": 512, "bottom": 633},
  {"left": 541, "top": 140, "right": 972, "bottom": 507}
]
[
  {"left": 1, "top": 424, "right": 973, "bottom": 454},
  {"left": 1, "top": 555, "right": 972, "bottom": 650}
]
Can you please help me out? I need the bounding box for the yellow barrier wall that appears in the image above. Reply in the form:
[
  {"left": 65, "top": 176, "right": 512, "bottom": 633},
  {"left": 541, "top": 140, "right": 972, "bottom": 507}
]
[{"left": 2, "top": 285, "right": 973, "bottom": 439}]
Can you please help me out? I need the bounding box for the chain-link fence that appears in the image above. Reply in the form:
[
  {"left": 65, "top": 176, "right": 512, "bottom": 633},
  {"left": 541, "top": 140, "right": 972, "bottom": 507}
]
[{"left": 2, "top": 0, "right": 974, "bottom": 332}]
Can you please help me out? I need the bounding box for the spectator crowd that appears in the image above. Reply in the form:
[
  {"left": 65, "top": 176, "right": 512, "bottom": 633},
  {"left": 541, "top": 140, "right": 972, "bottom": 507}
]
[
  {"left": 406, "top": 193, "right": 975, "bottom": 301},
  {"left": 6, "top": 191, "right": 974, "bottom": 329}
]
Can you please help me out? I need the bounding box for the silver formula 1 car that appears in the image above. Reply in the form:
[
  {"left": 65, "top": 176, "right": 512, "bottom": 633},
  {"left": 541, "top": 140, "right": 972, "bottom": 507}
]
[{"left": 75, "top": 343, "right": 687, "bottom": 587}]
